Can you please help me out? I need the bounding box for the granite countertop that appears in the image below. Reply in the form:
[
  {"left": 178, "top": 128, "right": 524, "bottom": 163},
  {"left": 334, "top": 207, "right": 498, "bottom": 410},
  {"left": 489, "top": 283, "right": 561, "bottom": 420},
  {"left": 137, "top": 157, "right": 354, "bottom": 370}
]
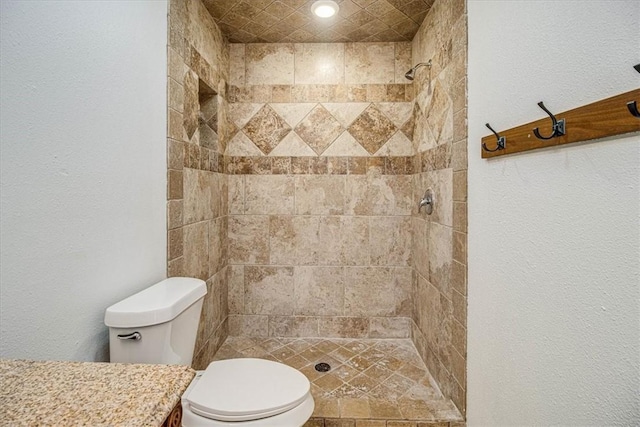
[{"left": 0, "top": 359, "right": 195, "bottom": 426}]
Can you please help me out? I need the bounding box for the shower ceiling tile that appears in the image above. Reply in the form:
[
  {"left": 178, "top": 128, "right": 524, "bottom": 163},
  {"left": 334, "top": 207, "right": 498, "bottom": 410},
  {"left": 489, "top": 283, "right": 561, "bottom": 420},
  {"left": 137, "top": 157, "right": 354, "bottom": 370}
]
[
  {"left": 235, "top": 1, "right": 264, "bottom": 19},
  {"left": 203, "top": 0, "right": 432, "bottom": 43},
  {"left": 367, "top": 0, "right": 396, "bottom": 16}
]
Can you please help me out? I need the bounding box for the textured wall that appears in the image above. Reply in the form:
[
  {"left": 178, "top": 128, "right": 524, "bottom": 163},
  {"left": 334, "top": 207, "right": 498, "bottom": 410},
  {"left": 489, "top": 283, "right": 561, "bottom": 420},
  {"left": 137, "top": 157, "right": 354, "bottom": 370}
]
[
  {"left": 0, "top": 1, "right": 167, "bottom": 361},
  {"left": 467, "top": 1, "right": 639, "bottom": 425},
  {"left": 226, "top": 42, "right": 417, "bottom": 339},
  {"left": 166, "top": 0, "right": 231, "bottom": 369},
  {"left": 410, "top": 0, "right": 468, "bottom": 416}
]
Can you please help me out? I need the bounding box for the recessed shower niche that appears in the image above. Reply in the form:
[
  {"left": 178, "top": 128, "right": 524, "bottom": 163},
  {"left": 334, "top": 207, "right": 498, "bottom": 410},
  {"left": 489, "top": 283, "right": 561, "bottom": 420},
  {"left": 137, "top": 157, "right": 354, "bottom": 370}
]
[
  {"left": 198, "top": 80, "right": 218, "bottom": 152},
  {"left": 182, "top": 70, "right": 220, "bottom": 153}
]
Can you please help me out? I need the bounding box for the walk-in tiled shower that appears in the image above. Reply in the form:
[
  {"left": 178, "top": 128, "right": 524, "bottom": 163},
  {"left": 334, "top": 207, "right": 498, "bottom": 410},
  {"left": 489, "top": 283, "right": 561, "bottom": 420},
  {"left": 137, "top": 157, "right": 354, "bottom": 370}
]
[{"left": 166, "top": 0, "right": 468, "bottom": 422}]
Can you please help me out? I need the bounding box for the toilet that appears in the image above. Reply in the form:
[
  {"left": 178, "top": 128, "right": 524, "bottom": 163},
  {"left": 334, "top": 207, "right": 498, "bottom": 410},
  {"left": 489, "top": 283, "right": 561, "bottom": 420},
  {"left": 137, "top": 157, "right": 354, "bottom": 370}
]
[{"left": 104, "top": 277, "right": 314, "bottom": 427}]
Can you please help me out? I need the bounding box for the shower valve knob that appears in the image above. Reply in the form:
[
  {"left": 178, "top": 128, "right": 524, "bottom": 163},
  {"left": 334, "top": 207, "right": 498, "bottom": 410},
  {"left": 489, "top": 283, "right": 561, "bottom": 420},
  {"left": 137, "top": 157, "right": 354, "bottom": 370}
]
[{"left": 419, "top": 190, "right": 434, "bottom": 215}]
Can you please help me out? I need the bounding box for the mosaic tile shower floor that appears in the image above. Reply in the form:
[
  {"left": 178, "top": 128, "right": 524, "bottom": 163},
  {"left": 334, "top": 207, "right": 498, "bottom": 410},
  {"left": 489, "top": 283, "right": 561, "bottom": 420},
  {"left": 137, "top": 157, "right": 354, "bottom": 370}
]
[{"left": 212, "top": 337, "right": 463, "bottom": 426}]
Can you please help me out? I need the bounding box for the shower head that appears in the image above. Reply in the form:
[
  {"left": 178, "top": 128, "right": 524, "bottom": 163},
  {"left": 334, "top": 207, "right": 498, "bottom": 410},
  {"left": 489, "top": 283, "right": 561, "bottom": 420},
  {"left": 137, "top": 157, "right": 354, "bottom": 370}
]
[{"left": 404, "top": 59, "right": 432, "bottom": 81}]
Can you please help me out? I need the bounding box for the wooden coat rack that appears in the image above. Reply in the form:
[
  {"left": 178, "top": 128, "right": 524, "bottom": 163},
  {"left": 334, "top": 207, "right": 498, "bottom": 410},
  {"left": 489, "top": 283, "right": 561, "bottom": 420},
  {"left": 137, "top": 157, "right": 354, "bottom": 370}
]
[{"left": 481, "top": 87, "right": 640, "bottom": 159}]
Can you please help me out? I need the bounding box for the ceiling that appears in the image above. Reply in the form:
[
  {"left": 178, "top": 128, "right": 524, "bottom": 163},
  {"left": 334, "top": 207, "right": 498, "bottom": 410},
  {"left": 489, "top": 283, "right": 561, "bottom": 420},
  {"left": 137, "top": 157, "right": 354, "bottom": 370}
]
[{"left": 203, "top": 0, "right": 433, "bottom": 44}]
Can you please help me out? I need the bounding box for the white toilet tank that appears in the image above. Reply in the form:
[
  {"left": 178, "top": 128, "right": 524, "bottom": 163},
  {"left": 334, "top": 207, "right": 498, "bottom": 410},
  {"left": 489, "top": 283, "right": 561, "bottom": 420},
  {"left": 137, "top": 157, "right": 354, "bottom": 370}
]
[{"left": 105, "top": 277, "right": 207, "bottom": 366}]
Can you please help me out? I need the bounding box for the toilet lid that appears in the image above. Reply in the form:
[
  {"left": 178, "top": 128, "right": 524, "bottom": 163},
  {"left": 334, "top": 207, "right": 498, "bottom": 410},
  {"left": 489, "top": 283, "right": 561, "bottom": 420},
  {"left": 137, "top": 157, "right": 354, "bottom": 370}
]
[{"left": 187, "top": 358, "right": 311, "bottom": 422}]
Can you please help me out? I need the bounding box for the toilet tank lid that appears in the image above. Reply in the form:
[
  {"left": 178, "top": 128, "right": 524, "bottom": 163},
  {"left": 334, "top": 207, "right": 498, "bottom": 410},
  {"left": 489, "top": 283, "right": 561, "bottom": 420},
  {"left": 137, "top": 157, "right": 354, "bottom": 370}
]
[{"left": 104, "top": 277, "right": 207, "bottom": 328}]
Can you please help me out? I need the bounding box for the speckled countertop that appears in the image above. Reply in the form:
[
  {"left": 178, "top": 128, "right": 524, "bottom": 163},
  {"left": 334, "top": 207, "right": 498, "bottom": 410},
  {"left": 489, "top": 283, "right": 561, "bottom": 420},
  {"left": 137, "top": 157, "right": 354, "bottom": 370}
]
[{"left": 0, "top": 359, "right": 195, "bottom": 426}]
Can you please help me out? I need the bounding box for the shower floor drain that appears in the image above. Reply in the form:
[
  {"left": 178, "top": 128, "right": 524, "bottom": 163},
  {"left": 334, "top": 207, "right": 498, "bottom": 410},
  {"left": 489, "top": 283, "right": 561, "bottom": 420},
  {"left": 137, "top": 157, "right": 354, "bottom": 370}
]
[{"left": 314, "top": 362, "right": 331, "bottom": 372}]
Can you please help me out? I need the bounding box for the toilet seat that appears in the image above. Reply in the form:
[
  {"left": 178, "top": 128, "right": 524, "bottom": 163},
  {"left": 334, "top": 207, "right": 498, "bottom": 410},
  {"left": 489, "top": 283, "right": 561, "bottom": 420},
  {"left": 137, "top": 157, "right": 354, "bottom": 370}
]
[{"left": 186, "top": 358, "right": 311, "bottom": 423}]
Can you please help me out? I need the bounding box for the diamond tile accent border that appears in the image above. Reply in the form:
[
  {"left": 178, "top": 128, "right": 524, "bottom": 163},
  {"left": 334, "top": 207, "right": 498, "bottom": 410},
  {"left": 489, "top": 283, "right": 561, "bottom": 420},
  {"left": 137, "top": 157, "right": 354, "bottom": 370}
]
[
  {"left": 228, "top": 99, "right": 415, "bottom": 158},
  {"left": 212, "top": 337, "right": 463, "bottom": 424},
  {"left": 295, "top": 105, "right": 345, "bottom": 155},
  {"left": 243, "top": 104, "right": 292, "bottom": 154},
  {"left": 348, "top": 105, "right": 398, "bottom": 154}
]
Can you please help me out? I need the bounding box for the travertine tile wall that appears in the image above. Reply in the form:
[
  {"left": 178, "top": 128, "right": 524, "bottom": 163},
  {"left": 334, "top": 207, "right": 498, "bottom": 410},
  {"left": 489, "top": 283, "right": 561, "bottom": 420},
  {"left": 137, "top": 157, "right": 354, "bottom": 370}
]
[
  {"left": 227, "top": 42, "right": 417, "bottom": 339},
  {"left": 167, "top": 0, "right": 231, "bottom": 369},
  {"left": 409, "top": 0, "right": 467, "bottom": 416}
]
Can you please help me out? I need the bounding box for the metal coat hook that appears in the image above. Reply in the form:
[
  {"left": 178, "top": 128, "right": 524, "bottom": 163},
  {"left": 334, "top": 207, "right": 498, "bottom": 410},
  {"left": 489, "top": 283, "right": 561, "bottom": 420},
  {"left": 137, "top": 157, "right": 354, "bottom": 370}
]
[
  {"left": 626, "top": 64, "right": 640, "bottom": 118},
  {"left": 483, "top": 123, "right": 506, "bottom": 152},
  {"left": 533, "top": 102, "right": 566, "bottom": 140},
  {"left": 628, "top": 101, "right": 640, "bottom": 118}
]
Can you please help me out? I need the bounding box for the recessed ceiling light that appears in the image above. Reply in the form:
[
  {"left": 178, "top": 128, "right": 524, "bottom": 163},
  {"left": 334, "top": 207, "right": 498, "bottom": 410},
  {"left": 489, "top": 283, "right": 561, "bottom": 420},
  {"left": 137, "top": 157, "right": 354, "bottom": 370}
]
[{"left": 311, "top": 1, "right": 339, "bottom": 18}]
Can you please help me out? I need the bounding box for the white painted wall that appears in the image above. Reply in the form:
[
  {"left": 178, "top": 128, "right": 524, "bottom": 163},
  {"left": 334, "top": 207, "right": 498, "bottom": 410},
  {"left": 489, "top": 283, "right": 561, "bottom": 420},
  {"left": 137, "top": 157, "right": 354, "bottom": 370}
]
[
  {"left": 467, "top": 1, "right": 639, "bottom": 425},
  {"left": 0, "top": 1, "right": 168, "bottom": 361}
]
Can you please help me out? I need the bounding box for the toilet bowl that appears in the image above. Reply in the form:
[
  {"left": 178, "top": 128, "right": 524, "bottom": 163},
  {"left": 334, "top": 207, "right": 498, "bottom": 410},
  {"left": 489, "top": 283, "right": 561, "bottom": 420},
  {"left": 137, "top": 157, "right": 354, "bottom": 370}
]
[
  {"left": 181, "top": 359, "right": 314, "bottom": 427},
  {"left": 105, "top": 278, "right": 314, "bottom": 427}
]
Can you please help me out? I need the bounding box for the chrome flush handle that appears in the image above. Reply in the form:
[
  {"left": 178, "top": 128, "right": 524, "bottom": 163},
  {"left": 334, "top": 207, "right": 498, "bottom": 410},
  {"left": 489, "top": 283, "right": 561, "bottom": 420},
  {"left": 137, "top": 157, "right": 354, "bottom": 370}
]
[{"left": 117, "top": 332, "right": 141, "bottom": 341}]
